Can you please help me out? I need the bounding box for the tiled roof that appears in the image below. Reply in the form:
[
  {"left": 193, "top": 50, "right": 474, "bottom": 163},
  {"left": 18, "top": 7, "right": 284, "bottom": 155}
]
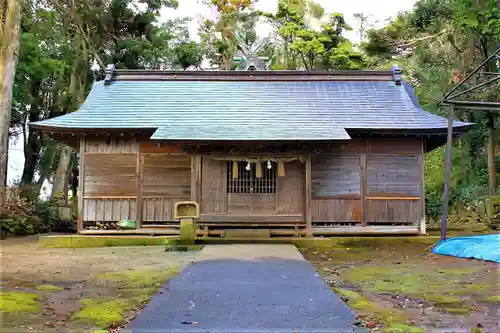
[{"left": 31, "top": 70, "right": 471, "bottom": 141}]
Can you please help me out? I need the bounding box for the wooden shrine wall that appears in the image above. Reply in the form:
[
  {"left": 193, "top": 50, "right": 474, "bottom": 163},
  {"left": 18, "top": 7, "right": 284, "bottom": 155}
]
[
  {"left": 311, "top": 137, "right": 424, "bottom": 225},
  {"left": 81, "top": 139, "right": 191, "bottom": 226}
]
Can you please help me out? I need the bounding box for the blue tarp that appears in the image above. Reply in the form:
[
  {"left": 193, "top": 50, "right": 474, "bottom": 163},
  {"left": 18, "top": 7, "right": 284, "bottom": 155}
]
[{"left": 432, "top": 234, "right": 500, "bottom": 263}]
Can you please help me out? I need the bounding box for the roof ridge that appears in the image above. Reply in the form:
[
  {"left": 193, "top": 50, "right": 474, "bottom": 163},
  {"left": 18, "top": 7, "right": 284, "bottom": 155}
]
[{"left": 103, "top": 66, "right": 396, "bottom": 83}]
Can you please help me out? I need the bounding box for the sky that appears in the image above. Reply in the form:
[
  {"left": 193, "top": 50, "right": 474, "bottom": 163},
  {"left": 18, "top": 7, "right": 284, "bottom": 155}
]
[{"left": 7, "top": 0, "right": 417, "bottom": 188}]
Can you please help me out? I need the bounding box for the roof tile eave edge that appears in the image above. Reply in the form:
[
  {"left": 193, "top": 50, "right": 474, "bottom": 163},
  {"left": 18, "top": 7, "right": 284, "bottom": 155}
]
[{"left": 30, "top": 124, "right": 159, "bottom": 133}]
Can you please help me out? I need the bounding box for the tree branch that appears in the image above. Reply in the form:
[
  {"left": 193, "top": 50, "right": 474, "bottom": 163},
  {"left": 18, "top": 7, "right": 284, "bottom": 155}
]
[
  {"left": 75, "top": 23, "right": 105, "bottom": 70},
  {"left": 392, "top": 28, "right": 449, "bottom": 49}
]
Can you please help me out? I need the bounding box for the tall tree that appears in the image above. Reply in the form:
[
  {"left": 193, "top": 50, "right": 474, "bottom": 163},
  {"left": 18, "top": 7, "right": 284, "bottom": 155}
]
[
  {"left": 200, "top": 0, "right": 254, "bottom": 69},
  {"left": 362, "top": 0, "right": 499, "bottom": 218},
  {"left": 263, "top": 1, "right": 365, "bottom": 70},
  {"left": 48, "top": 0, "right": 181, "bottom": 201},
  {"left": 0, "top": 0, "right": 22, "bottom": 213}
]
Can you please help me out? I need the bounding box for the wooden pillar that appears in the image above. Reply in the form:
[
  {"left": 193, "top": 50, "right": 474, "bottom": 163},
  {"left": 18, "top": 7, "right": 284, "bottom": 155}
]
[
  {"left": 77, "top": 137, "right": 85, "bottom": 233},
  {"left": 135, "top": 152, "right": 143, "bottom": 228},
  {"left": 440, "top": 104, "right": 454, "bottom": 241},
  {"left": 420, "top": 138, "right": 426, "bottom": 234},
  {"left": 360, "top": 151, "right": 368, "bottom": 226},
  {"left": 191, "top": 155, "right": 202, "bottom": 203},
  {"left": 305, "top": 153, "right": 312, "bottom": 237}
]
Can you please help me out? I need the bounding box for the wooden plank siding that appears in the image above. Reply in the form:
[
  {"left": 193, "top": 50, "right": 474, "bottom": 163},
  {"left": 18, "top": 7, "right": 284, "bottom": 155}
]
[
  {"left": 277, "top": 160, "right": 304, "bottom": 214},
  {"left": 311, "top": 137, "right": 424, "bottom": 225},
  {"left": 200, "top": 157, "right": 227, "bottom": 214},
  {"left": 311, "top": 153, "right": 362, "bottom": 223},
  {"left": 141, "top": 153, "right": 191, "bottom": 222},
  {"left": 82, "top": 140, "right": 191, "bottom": 224},
  {"left": 78, "top": 136, "right": 425, "bottom": 229}
]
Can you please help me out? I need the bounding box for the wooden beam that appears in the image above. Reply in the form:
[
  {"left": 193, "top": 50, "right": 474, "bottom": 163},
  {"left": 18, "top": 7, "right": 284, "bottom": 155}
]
[
  {"left": 83, "top": 195, "right": 137, "bottom": 199},
  {"left": 367, "top": 197, "right": 420, "bottom": 200},
  {"left": 200, "top": 214, "right": 304, "bottom": 223},
  {"left": 135, "top": 152, "right": 143, "bottom": 228},
  {"left": 305, "top": 153, "right": 313, "bottom": 236},
  {"left": 77, "top": 137, "right": 85, "bottom": 233},
  {"left": 191, "top": 155, "right": 202, "bottom": 204}
]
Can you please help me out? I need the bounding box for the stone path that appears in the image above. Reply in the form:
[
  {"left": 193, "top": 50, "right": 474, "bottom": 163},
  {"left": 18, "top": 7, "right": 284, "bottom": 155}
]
[{"left": 126, "top": 245, "right": 365, "bottom": 333}]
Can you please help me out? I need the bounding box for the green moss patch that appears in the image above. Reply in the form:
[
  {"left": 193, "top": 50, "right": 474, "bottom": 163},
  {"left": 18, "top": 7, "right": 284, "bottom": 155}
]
[
  {"left": 425, "top": 295, "right": 464, "bottom": 306},
  {"left": 0, "top": 291, "right": 39, "bottom": 312},
  {"left": 36, "top": 284, "right": 64, "bottom": 292},
  {"left": 342, "top": 265, "right": 481, "bottom": 300},
  {"left": 293, "top": 236, "right": 439, "bottom": 249},
  {"left": 72, "top": 298, "right": 130, "bottom": 326},
  {"left": 335, "top": 288, "right": 423, "bottom": 332},
  {"left": 384, "top": 323, "right": 424, "bottom": 333},
  {"left": 482, "top": 295, "right": 500, "bottom": 304},
  {"left": 293, "top": 238, "right": 336, "bottom": 248},
  {"left": 70, "top": 267, "right": 181, "bottom": 329},
  {"left": 39, "top": 236, "right": 178, "bottom": 248},
  {"left": 98, "top": 267, "right": 179, "bottom": 290},
  {"left": 445, "top": 307, "right": 473, "bottom": 315}
]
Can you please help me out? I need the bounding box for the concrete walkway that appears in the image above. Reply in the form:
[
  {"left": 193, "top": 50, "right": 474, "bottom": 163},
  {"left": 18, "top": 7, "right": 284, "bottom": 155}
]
[{"left": 126, "top": 245, "right": 365, "bottom": 333}]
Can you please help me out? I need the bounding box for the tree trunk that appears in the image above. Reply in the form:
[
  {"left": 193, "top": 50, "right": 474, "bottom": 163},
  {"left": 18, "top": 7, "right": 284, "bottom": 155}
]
[
  {"left": 50, "top": 52, "right": 84, "bottom": 201},
  {"left": 51, "top": 146, "right": 72, "bottom": 201},
  {"left": 70, "top": 151, "right": 78, "bottom": 199},
  {"left": 21, "top": 82, "right": 43, "bottom": 185},
  {"left": 487, "top": 114, "right": 497, "bottom": 195},
  {"left": 0, "top": 0, "right": 22, "bottom": 215}
]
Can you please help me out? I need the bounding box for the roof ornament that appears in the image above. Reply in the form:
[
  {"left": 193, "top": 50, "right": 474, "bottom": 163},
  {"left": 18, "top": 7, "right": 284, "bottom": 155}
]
[
  {"left": 392, "top": 65, "right": 402, "bottom": 85},
  {"left": 104, "top": 64, "right": 116, "bottom": 85},
  {"left": 233, "top": 31, "right": 271, "bottom": 71}
]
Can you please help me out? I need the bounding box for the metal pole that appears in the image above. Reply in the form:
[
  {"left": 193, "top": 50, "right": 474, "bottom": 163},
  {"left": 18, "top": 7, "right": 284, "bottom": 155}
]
[
  {"left": 442, "top": 46, "right": 500, "bottom": 101},
  {"left": 440, "top": 104, "right": 455, "bottom": 241}
]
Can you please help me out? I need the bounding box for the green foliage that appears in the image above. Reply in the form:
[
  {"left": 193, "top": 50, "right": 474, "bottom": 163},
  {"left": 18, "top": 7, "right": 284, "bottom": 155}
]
[
  {"left": 199, "top": 0, "right": 255, "bottom": 69},
  {"left": 0, "top": 186, "right": 74, "bottom": 238},
  {"left": 34, "top": 200, "right": 76, "bottom": 233},
  {"left": 363, "top": 0, "right": 499, "bottom": 219},
  {"left": 263, "top": 1, "right": 365, "bottom": 70},
  {"left": 173, "top": 41, "right": 203, "bottom": 70}
]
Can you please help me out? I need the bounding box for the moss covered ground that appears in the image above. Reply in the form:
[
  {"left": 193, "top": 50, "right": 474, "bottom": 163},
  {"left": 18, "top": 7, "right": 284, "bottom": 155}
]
[
  {"left": 0, "top": 291, "right": 39, "bottom": 312},
  {"left": 1, "top": 236, "right": 198, "bottom": 333},
  {"left": 301, "top": 239, "right": 499, "bottom": 332}
]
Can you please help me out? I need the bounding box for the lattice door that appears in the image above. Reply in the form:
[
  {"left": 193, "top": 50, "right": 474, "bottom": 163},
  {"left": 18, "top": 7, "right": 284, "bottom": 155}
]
[{"left": 226, "top": 162, "right": 277, "bottom": 214}]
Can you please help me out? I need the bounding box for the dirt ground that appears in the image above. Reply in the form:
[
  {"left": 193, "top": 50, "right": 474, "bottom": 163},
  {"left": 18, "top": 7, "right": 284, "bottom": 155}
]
[
  {"left": 0, "top": 235, "right": 199, "bottom": 333},
  {"left": 301, "top": 240, "right": 500, "bottom": 333}
]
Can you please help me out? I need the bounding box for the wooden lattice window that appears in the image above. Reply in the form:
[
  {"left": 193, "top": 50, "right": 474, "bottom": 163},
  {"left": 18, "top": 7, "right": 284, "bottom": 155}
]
[{"left": 227, "top": 162, "right": 277, "bottom": 194}]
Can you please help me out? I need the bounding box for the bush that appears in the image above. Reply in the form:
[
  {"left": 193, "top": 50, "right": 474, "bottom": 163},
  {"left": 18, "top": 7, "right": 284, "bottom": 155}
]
[
  {"left": 2, "top": 187, "right": 33, "bottom": 218},
  {"left": 1, "top": 187, "right": 75, "bottom": 238}
]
